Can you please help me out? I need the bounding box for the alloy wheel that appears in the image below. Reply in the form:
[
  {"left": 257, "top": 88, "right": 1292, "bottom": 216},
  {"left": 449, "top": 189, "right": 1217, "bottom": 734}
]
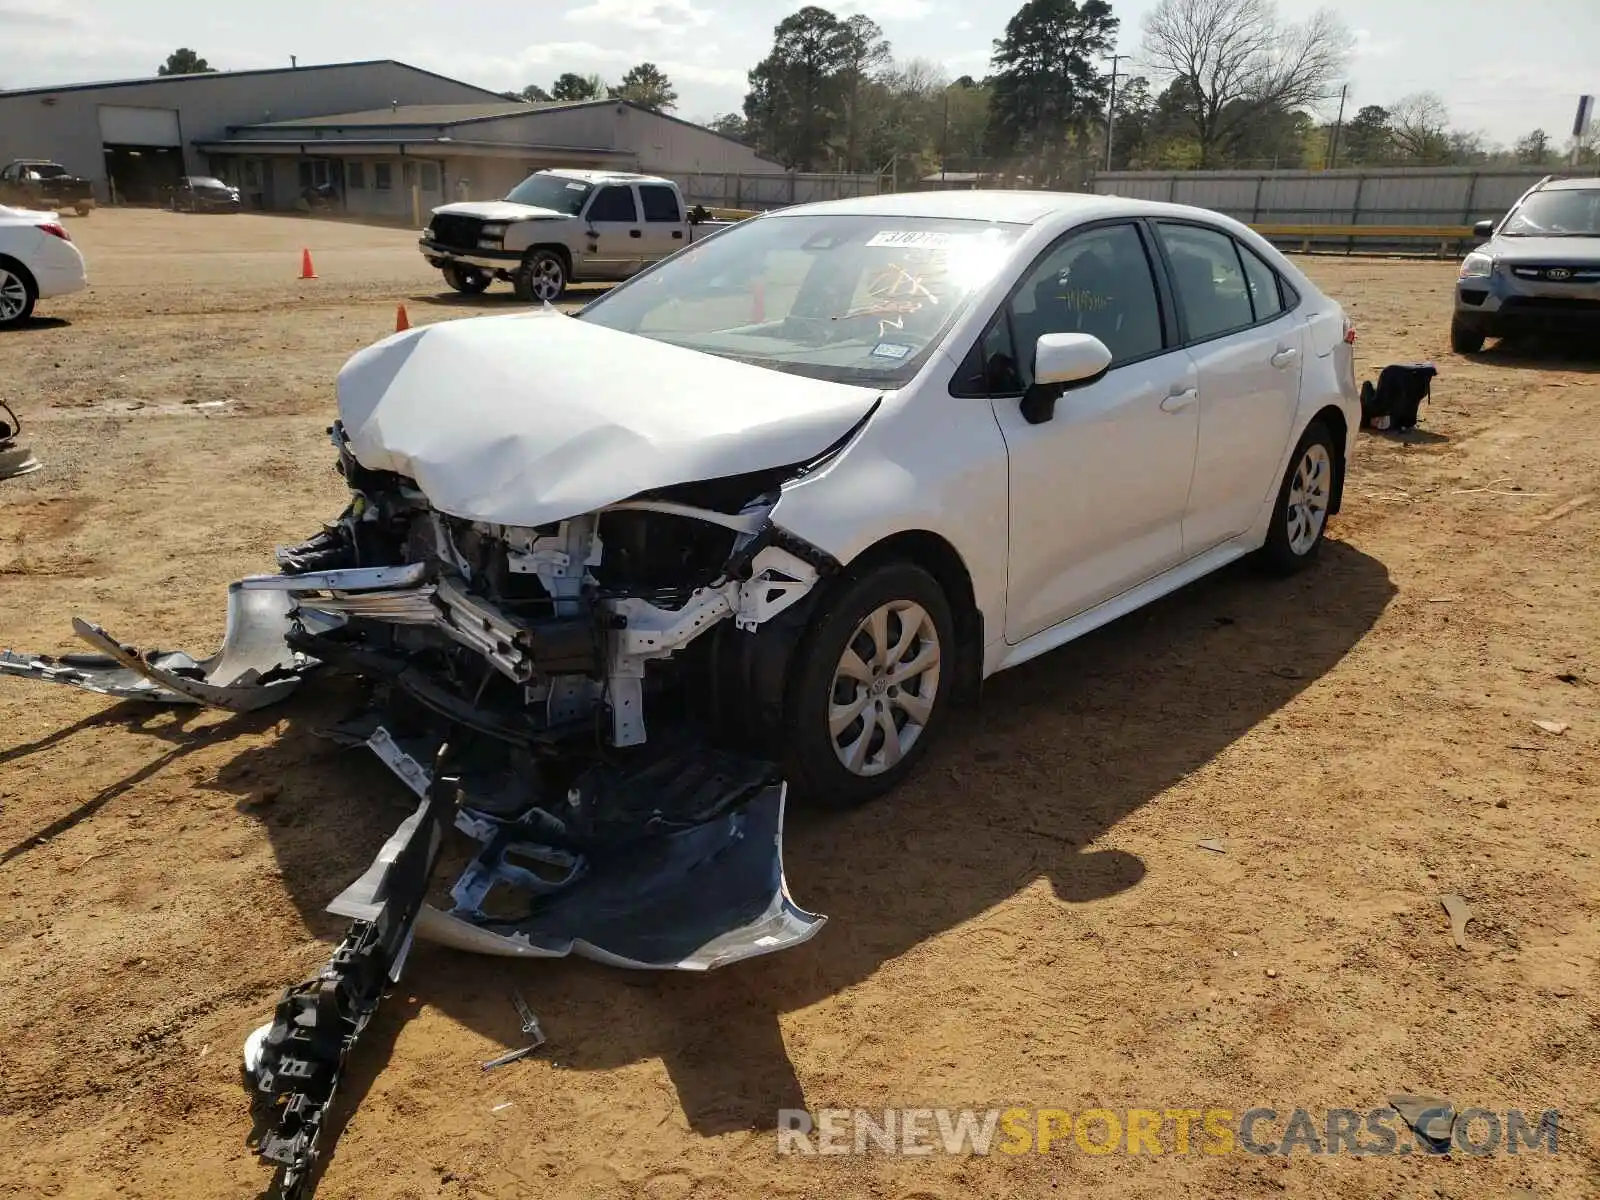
[
  {"left": 529, "top": 258, "right": 564, "bottom": 301},
  {"left": 1285, "top": 442, "right": 1332, "bottom": 556},
  {"left": 0, "top": 269, "right": 27, "bottom": 322},
  {"left": 828, "top": 600, "right": 942, "bottom": 777}
]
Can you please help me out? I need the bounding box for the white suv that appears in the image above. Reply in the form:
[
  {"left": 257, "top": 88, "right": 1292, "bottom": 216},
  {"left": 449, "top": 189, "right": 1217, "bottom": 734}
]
[{"left": 0, "top": 204, "right": 87, "bottom": 326}]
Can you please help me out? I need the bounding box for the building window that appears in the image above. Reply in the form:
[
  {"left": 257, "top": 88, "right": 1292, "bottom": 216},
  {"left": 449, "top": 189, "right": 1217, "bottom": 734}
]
[
  {"left": 420, "top": 163, "right": 439, "bottom": 192},
  {"left": 374, "top": 162, "right": 392, "bottom": 191},
  {"left": 297, "top": 160, "right": 332, "bottom": 189},
  {"left": 347, "top": 162, "right": 367, "bottom": 190}
]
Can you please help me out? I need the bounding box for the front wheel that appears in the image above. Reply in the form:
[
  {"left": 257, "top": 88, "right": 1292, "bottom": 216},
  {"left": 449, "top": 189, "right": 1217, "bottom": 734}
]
[
  {"left": 1450, "top": 317, "right": 1486, "bottom": 355},
  {"left": 513, "top": 249, "right": 567, "bottom": 303},
  {"left": 1261, "top": 421, "right": 1336, "bottom": 574},
  {"left": 442, "top": 264, "right": 491, "bottom": 295},
  {"left": 0, "top": 262, "right": 37, "bottom": 327},
  {"left": 782, "top": 562, "right": 955, "bottom": 807}
]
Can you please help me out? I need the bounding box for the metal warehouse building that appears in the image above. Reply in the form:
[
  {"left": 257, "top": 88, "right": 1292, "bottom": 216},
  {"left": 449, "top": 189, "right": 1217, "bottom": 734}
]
[{"left": 0, "top": 59, "right": 787, "bottom": 214}]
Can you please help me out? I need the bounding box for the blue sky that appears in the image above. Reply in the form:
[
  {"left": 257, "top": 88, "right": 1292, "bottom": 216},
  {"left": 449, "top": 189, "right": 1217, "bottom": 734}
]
[{"left": 2, "top": 0, "right": 1595, "bottom": 145}]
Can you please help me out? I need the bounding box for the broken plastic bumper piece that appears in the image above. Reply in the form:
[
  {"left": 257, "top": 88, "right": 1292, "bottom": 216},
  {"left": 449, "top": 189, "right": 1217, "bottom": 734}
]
[
  {"left": 362, "top": 728, "right": 824, "bottom": 971},
  {"left": 0, "top": 585, "right": 314, "bottom": 711}
]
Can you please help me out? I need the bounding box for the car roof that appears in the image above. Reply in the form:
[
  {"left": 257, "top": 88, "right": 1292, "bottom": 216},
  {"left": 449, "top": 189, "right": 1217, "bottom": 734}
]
[
  {"left": 1539, "top": 176, "right": 1600, "bottom": 191},
  {"left": 540, "top": 168, "right": 671, "bottom": 186},
  {"left": 765, "top": 189, "right": 1264, "bottom": 229},
  {"left": 770, "top": 190, "right": 1118, "bottom": 224}
]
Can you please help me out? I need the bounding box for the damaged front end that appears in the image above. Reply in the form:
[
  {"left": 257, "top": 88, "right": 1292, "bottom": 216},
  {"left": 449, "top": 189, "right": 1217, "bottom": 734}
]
[{"left": 3, "top": 420, "right": 835, "bottom": 969}]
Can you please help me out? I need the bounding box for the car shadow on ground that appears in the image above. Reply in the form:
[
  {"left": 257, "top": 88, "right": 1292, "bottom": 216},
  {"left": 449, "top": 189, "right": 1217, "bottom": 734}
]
[
  {"left": 202, "top": 538, "right": 1394, "bottom": 1138},
  {"left": 406, "top": 285, "right": 612, "bottom": 311},
  {"left": 1476, "top": 336, "right": 1600, "bottom": 374},
  {"left": 1, "top": 316, "right": 70, "bottom": 333}
]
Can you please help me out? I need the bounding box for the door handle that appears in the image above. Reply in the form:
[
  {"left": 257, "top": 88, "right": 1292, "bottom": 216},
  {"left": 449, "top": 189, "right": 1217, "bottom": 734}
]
[
  {"left": 1271, "top": 346, "right": 1300, "bottom": 368},
  {"left": 629, "top": 229, "right": 642, "bottom": 238},
  {"left": 671, "top": 230, "right": 684, "bottom": 239},
  {"left": 1160, "top": 387, "right": 1198, "bottom": 413}
]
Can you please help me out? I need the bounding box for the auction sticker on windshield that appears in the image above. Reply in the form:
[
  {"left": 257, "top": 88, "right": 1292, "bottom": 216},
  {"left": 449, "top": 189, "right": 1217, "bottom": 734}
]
[{"left": 866, "top": 230, "right": 974, "bottom": 249}]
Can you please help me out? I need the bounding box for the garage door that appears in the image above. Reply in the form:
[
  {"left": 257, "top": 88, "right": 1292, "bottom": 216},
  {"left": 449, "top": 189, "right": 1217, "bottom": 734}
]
[{"left": 98, "top": 105, "right": 181, "bottom": 147}]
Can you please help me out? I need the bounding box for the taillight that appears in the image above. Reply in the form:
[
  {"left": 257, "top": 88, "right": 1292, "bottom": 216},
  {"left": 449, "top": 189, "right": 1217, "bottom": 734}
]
[
  {"left": 1342, "top": 316, "right": 1357, "bottom": 345},
  {"left": 38, "top": 223, "right": 70, "bottom": 242}
]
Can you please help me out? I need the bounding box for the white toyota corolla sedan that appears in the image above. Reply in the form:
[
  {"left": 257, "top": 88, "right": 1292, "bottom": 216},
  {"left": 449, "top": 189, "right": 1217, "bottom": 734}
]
[
  {"left": 0, "top": 203, "right": 87, "bottom": 326},
  {"left": 5, "top": 189, "right": 1360, "bottom": 970}
]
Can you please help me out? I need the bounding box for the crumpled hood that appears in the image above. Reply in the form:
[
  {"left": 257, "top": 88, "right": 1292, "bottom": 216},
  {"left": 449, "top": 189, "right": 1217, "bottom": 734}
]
[
  {"left": 429, "top": 200, "right": 570, "bottom": 223},
  {"left": 336, "top": 312, "right": 880, "bottom": 526}
]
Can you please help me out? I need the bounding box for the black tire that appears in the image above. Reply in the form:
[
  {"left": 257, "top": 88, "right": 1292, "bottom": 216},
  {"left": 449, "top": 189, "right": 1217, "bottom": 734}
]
[
  {"left": 1450, "top": 317, "right": 1486, "bottom": 354},
  {"left": 781, "top": 561, "right": 956, "bottom": 807},
  {"left": 512, "top": 248, "right": 567, "bottom": 303},
  {"left": 0, "top": 259, "right": 37, "bottom": 327},
  {"left": 442, "top": 264, "right": 491, "bottom": 295},
  {"left": 1261, "top": 420, "right": 1337, "bottom": 575},
  {"left": 74, "top": 205, "right": 91, "bottom": 217}
]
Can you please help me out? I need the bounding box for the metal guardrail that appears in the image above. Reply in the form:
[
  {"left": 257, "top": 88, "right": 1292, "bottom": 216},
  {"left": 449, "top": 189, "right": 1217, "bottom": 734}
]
[{"left": 1250, "top": 223, "right": 1480, "bottom": 257}]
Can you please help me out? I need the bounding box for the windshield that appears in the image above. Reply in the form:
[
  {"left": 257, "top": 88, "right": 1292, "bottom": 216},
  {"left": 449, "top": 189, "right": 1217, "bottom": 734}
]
[
  {"left": 29, "top": 164, "right": 68, "bottom": 178},
  {"left": 577, "top": 214, "right": 1024, "bottom": 386},
  {"left": 1502, "top": 189, "right": 1600, "bottom": 237},
  {"left": 505, "top": 173, "right": 593, "bottom": 215}
]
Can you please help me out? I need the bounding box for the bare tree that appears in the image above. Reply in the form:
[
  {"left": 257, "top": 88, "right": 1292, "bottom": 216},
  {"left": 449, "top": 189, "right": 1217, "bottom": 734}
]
[
  {"left": 1388, "top": 92, "right": 1452, "bottom": 164},
  {"left": 1140, "top": 0, "right": 1350, "bottom": 166}
]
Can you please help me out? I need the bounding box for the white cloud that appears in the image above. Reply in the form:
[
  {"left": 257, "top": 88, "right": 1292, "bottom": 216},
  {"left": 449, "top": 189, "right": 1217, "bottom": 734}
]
[
  {"left": 565, "top": 0, "right": 709, "bottom": 32},
  {"left": 835, "top": 0, "right": 935, "bottom": 19}
]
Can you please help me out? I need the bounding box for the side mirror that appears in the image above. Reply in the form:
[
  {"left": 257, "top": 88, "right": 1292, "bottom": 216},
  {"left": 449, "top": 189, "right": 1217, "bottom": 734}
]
[
  {"left": 1020, "top": 333, "right": 1113, "bottom": 425},
  {"left": 1473, "top": 219, "right": 1495, "bottom": 239}
]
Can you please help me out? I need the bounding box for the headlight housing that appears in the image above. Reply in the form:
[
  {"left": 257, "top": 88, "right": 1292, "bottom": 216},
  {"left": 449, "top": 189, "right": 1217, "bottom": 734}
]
[
  {"left": 1459, "top": 252, "right": 1494, "bottom": 280},
  {"left": 479, "top": 222, "right": 507, "bottom": 239}
]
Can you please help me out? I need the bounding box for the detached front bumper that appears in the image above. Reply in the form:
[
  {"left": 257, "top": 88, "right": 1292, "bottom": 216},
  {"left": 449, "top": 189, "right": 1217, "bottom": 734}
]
[{"left": 1, "top": 564, "right": 826, "bottom": 972}]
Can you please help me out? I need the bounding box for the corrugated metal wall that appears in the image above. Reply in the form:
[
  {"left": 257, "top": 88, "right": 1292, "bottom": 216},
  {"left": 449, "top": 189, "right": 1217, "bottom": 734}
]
[
  {"left": 669, "top": 170, "right": 884, "bottom": 210},
  {"left": 1092, "top": 167, "right": 1556, "bottom": 225}
]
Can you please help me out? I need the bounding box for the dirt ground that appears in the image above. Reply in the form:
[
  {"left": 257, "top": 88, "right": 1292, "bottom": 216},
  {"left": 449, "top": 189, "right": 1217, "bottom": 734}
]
[{"left": 0, "top": 209, "right": 1596, "bottom": 1200}]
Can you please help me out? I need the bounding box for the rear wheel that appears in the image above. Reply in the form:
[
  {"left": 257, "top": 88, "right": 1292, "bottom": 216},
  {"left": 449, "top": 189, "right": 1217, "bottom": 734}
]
[
  {"left": 1450, "top": 317, "right": 1486, "bottom": 354},
  {"left": 0, "top": 261, "right": 37, "bottom": 327},
  {"left": 1261, "top": 421, "right": 1336, "bottom": 574},
  {"left": 513, "top": 249, "right": 567, "bottom": 303},
  {"left": 782, "top": 562, "right": 955, "bottom": 807},
  {"left": 442, "top": 264, "right": 491, "bottom": 294}
]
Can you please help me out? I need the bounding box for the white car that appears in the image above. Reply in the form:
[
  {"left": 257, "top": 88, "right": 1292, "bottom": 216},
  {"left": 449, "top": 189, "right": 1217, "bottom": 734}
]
[
  {"left": 0, "top": 203, "right": 87, "bottom": 326},
  {"left": 6, "top": 189, "right": 1358, "bottom": 967}
]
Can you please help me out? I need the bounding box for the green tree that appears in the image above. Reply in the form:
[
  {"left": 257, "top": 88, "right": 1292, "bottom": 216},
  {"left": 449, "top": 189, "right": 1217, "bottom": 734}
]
[
  {"left": 1514, "top": 128, "right": 1554, "bottom": 165},
  {"left": 157, "top": 48, "right": 215, "bottom": 76},
  {"left": 706, "top": 113, "right": 751, "bottom": 143},
  {"left": 986, "top": 0, "right": 1119, "bottom": 188},
  {"left": 611, "top": 62, "right": 679, "bottom": 112},
  {"left": 1338, "top": 104, "right": 1392, "bottom": 165},
  {"left": 551, "top": 72, "right": 605, "bottom": 101},
  {"left": 518, "top": 83, "right": 552, "bottom": 102},
  {"left": 1106, "top": 74, "right": 1153, "bottom": 168},
  {"left": 743, "top": 6, "right": 872, "bottom": 170},
  {"left": 836, "top": 15, "right": 892, "bottom": 172},
  {"left": 1140, "top": 0, "right": 1351, "bottom": 167}
]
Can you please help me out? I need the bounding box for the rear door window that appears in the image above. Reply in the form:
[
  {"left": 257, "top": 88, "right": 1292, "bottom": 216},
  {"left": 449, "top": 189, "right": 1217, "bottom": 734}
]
[
  {"left": 589, "top": 185, "right": 639, "bottom": 223},
  {"left": 1156, "top": 222, "right": 1255, "bottom": 342},
  {"left": 1236, "top": 241, "right": 1286, "bottom": 322},
  {"left": 639, "top": 185, "right": 681, "bottom": 223}
]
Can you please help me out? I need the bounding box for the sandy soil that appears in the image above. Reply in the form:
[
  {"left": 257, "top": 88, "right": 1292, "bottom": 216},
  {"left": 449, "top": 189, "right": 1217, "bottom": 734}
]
[{"left": 0, "top": 209, "right": 1596, "bottom": 1199}]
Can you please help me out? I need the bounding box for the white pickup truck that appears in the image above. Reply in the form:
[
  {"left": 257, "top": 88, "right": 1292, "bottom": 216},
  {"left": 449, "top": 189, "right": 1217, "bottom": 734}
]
[{"left": 419, "top": 168, "right": 727, "bottom": 301}]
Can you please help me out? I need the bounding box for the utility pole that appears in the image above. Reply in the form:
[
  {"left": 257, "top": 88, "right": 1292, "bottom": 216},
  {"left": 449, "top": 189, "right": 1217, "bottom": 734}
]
[
  {"left": 1103, "top": 53, "right": 1131, "bottom": 172},
  {"left": 941, "top": 88, "right": 950, "bottom": 182},
  {"left": 1326, "top": 83, "right": 1349, "bottom": 169}
]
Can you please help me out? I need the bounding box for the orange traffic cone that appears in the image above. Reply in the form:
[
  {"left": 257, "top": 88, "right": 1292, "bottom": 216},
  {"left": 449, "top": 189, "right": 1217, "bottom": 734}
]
[
  {"left": 299, "top": 248, "right": 317, "bottom": 280},
  {"left": 395, "top": 304, "right": 410, "bottom": 332}
]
